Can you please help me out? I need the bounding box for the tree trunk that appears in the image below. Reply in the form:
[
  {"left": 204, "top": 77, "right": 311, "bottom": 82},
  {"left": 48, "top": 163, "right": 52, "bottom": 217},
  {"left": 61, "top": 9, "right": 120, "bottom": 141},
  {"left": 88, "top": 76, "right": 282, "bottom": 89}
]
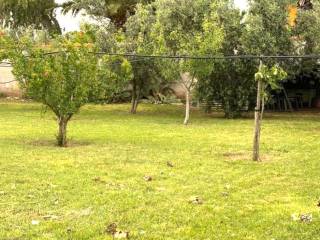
[
  {"left": 57, "top": 117, "right": 68, "bottom": 147},
  {"left": 184, "top": 90, "right": 190, "bottom": 125},
  {"left": 131, "top": 80, "right": 140, "bottom": 114},
  {"left": 253, "top": 78, "right": 263, "bottom": 161}
]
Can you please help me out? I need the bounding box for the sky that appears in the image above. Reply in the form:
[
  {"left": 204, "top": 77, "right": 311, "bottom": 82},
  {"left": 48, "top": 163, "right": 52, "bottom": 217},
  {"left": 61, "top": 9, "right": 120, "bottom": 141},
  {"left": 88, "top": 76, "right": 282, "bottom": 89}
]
[{"left": 55, "top": 0, "right": 248, "bottom": 32}]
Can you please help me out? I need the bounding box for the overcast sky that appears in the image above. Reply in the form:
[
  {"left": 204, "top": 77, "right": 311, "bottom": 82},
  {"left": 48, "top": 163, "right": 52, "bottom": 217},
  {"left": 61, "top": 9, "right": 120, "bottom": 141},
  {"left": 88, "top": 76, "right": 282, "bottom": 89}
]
[{"left": 55, "top": 0, "right": 248, "bottom": 32}]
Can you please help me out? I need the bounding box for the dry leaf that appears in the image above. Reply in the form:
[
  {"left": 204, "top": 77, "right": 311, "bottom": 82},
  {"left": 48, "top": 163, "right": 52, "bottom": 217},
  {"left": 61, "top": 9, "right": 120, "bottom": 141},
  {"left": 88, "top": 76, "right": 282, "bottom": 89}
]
[
  {"left": 221, "top": 192, "right": 229, "bottom": 197},
  {"left": 93, "top": 177, "right": 107, "bottom": 184},
  {"left": 317, "top": 200, "right": 320, "bottom": 208},
  {"left": 143, "top": 176, "right": 153, "bottom": 182},
  {"left": 43, "top": 215, "right": 59, "bottom": 220},
  {"left": 106, "top": 223, "right": 117, "bottom": 235},
  {"left": 300, "top": 214, "right": 312, "bottom": 223},
  {"left": 114, "top": 231, "right": 129, "bottom": 239},
  {"left": 189, "top": 196, "right": 203, "bottom": 205},
  {"left": 291, "top": 213, "right": 299, "bottom": 221},
  {"left": 31, "top": 220, "right": 40, "bottom": 225},
  {"left": 167, "top": 162, "right": 174, "bottom": 167}
]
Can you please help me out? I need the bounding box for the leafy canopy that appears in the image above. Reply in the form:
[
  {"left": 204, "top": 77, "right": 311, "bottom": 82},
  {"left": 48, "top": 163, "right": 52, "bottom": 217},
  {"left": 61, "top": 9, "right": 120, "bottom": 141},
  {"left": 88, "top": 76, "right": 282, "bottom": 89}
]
[
  {"left": 10, "top": 32, "right": 98, "bottom": 118},
  {"left": 62, "top": 0, "right": 153, "bottom": 28},
  {"left": 0, "top": 0, "right": 61, "bottom": 34}
]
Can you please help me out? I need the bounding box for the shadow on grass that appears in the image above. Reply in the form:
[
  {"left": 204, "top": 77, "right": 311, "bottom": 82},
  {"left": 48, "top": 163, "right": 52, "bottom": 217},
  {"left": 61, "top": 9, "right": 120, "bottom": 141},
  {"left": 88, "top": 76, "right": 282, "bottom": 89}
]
[{"left": 26, "top": 139, "right": 93, "bottom": 148}]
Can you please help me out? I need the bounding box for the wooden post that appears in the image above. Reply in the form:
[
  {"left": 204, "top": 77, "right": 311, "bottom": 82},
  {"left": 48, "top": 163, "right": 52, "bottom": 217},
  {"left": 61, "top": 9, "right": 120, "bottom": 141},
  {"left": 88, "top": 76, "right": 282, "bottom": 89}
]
[{"left": 253, "top": 60, "right": 263, "bottom": 161}]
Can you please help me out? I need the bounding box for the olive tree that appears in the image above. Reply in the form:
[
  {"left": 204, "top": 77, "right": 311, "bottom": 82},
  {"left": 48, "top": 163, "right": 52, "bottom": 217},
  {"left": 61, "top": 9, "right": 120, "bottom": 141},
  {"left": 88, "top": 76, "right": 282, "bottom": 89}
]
[
  {"left": 196, "top": 1, "right": 257, "bottom": 118},
  {"left": 150, "top": 0, "right": 224, "bottom": 124},
  {"left": 10, "top": 32, "right": 98, "bottom": 147},
  {"left": 125, "top": 3, "right": 163, "bottom": 114}
]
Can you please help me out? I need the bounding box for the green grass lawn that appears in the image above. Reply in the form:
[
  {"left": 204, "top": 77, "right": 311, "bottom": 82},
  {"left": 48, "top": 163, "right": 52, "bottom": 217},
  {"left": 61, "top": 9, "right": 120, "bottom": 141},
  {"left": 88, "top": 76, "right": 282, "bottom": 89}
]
[{"left": 0, "top": 101, "right": 320, "bottom": 240}]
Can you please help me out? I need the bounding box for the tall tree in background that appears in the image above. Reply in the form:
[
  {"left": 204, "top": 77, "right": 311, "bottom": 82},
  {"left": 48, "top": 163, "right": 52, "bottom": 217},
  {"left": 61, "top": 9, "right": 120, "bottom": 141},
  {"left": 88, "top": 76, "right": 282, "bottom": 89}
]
[
  {"left": 0, "top": 0, "right": 61, "bottom": 34},
  {"left": 62, "top": 0, "right": 153, "bottom": 28},
  {"left": 197, "top": 1, "right": 257, "bottom": 119},
  {"left": 151, "top": 0, "right": 224, "bottom": 124},
  {"left": 124, "top": 3, "right": 161, "bottom": 114}
]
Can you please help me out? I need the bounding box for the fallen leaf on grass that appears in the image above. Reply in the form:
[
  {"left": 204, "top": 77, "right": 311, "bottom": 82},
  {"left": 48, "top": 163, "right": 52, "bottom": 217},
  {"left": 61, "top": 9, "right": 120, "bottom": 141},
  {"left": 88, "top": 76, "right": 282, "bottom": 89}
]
[
  {"left": 300, "top": 214, "right": 312, "bottom": 223},
  {"left": 43, "top": 215, "right": 59, "bottom": 220},
  {"left": 114, "top": 231, "right": 129, "bottom": 239},
  {"left": 143, "top": 176, "right": 153, "bottom": 182},
  {"left": 106, "top": 223, "right": 117, "bottom": 235},
  {"left": 292, "top": 213, "right": 313, "bottom": 223},
  {"left": 105, "top": 223, "right": 129, "bottom": 239},
  {"left": 189, "top": 196, "right": 203, "bottom": 205},
  {"left": 291, "top": 213, "right": 299, "bottom": 221},
  {"left": 317, "top": 200, "right": 320, "bottom": 208},
  {"left": 31, "top": 220, "right": 40, "bottom": 225},
  {"left": 93, "top": 177, "right": 107, "bottom": 184},
  {"left": 106, "top": 182, "right": 126, "bottom": 190},
  {"left": 221, "top": 192, "right": 229, "bottom": 197},
  {"left": 167, "top": 162, "right": 174, "bottom": 168}
]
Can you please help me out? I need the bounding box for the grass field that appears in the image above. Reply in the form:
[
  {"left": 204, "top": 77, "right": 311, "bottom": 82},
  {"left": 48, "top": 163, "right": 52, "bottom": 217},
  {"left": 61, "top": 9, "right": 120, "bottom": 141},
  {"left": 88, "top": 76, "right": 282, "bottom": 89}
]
[{"left": 0, "top": 101, "right": 320, "bottom": 240}]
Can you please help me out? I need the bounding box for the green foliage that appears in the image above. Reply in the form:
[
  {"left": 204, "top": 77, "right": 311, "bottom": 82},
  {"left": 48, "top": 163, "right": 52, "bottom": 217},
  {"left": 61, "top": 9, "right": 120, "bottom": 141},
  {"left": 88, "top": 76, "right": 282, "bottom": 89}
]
[
  {"left": 0, "top": 0, "right": 61, "bottom": 34},
  {"left": 255, "top": 64, "right": 288, "bottom": 89},
  {"left": 8, "top": 32, "right": 99, "bottom": 146},
  {"left": 0, "top": 30, "right": 12, "bottom": 60},
  {"left": 11, "top": 32, "right": 98, "bottom": 118},
  {"left": 242, "top": 0, "right": 294, "bottom": 57},
  {"left": 150, "top": 0, "right": 224, "bottom": 84},
  {"left": 62, "top": 0, "right": 153, "bottom": 28},
  {"left": 92, "top": 56, "right": 133, "bottom": 103},
  {"left": 124, "top": 3, "right": 165, "bottom": 111},
  {"left": 197, "top": 1, "right": 258, "bottom": 118}
]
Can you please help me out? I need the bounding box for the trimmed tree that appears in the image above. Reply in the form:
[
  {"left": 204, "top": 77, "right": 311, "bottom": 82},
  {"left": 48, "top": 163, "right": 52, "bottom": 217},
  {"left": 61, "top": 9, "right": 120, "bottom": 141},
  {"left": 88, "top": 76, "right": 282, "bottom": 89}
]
[{"left": 10, "top": 32, "right": 98, "bottom": 147}]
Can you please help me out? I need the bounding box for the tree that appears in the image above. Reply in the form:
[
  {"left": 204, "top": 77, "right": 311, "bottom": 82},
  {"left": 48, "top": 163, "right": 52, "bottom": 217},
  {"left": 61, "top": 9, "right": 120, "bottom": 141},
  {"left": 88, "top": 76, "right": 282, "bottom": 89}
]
[
  {"left": 0, "top": 29, "right": 12, "bottom": 60},
  {"left": 253, "top": 63, "right": 287, "bottom": 161},
  {"left": 150, "top": 0, "right": 224, "bottom": 124},
  {"left": 80, "top": 23, "right": 134, "bottom": 103},
  {"left": 0, "top": 0, "right": 61, "bottom": 34},
  {"left": 61, "top": 0, "right": 153, "bottom": 28},
  {"left": 293, "top": 1, "right": 320, "bottom": 74},
  {"left": 92, "top": 55, "right": 133, "bottom": 103},
  {"left": 242, "top": 0, "right": 294, "bottom": 161},
  {"left": 9, "top": 32, "right": 98, "bottom": 147},
  {"left": 197, "top": 1, "right": 257, "bottom": 118},
  {"left": 124, "top": 3, "right": 162, "bottom": 114}
]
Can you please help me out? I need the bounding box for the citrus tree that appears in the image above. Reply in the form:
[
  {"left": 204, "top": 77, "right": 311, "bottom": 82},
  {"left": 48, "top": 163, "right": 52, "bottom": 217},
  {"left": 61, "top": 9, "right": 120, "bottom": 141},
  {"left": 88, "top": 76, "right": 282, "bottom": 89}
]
[{"left": 10, "top": 32, "right": 98, "bottom": 147}]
